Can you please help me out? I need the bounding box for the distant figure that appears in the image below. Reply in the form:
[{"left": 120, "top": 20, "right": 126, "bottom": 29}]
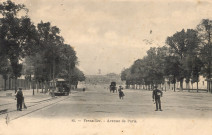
[
  {"left": 16, "top": 88, "right": 24, "bottom": 111},
  {"left": 118, "top": 86, "right": 125, "bottom": 99},
  {"left": 118, "top": 85, "right": 123, "bottom": 92},
  {"left": 152, "top": 86, "right": 163, "bottom": 111}
]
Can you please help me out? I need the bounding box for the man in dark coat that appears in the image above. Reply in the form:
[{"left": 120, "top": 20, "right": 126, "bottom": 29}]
[
  {"left": 16, "top": 88, "right": 24, "bottom": 111},
  {"left": 152, "top": 86, "right": 163, "bottom": 111}
]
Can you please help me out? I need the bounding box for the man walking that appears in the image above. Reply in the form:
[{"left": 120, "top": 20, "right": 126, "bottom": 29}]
[
  {"left": 16, "top": 88, "right": 24, "bottom": 111},
  {"left": 118, "top": 86, "right": 125, "bottom": 99},
  {"left": 152, "top": 86, "right": 163, "bottom": 111}
]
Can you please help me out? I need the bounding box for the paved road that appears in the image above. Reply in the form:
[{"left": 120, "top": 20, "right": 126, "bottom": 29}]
[
  {"left": 1, "top": 85, "right": 212, "bottom": 135},
  {"left": 23, "top": 85, "right": 212, "bottom": 119}
]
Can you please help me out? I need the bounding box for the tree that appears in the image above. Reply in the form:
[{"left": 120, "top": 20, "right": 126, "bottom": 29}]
[
  {"left": 123, "top": 46, "right": 168, "bottom": 90},
  {"left": 166, "top": 29, "right": 200, "bottom": 90},
  {"left": 67, "top": 67, "right": 85, "bottom": 89},
  {"left": 121, "top": 68, "right": 131, "bottom": 88},
  {"left": 0, "top": 55, "right": 11, "bottom": 90},
  {"left": 0, "top": 0, "right": 37, "bottom": 92},
  {"left": 166, "top": 29, "right": 187, "bottom": 90},
  {"left": 178, "top": 29, "right": 200, "bottom": 90},
  {"left": 191, "top": 56, "right": 203, "bottom": 92},
  {"left": 57, "top": 44, "right": 78, "bottom": 81},
  {"left": 163, "top": 54, "right": 180, "bottom": 92},
  {"left": 197, "top": 19, "right": 212, "bottom": 92},
  {"left": 36, "top": 21, "right": 64, "bottom": 89}
]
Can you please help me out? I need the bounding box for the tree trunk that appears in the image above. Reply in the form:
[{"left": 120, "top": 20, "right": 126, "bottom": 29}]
[
  {"left": 45, "top": 81, "right": 48, "bottom": 93},
  {"left": 52, "top": 56, "right": 56, "bottom": 89},
  {"left": 211, "top": 81, "right": 212, "bottom": 93},
  {"left": 180, "top": 79, "right": 183, "bottom": 90},
  {"left": 209, "top": 61, "right": 211, "bottom": 93},
  {"left": 15, "top": 78, "right": 17, "bottom": 93},
  {"left": 9, "top": 78, "right": 11, "bottom": 90},
  {"left": 197, "top": 82, "right": 199, "bottom": 92},
  {"left": 11, "top": 79, "right": 13, "bottom": 90},
  {"left": 4, "top": 79, "right": 6, "bottom": 91},
  {"left": 207, "top": 81, "right": 209, "bottom": 93},
  {"left": 37, "top": 81, "right": 39, "bottom": 93},
  {"left": 29, "top": 80, "right": 32, "bottom": 90},
  {"left": 23, "top": 80, "right": 26, "bottom": 90},
  {"left": 42, "top": 82, "right": 44, "bottom": 93},
  {"left": 174, "top": 82, "right": 176, "bottom": 92},
  {"left": 33, "top": 81, "right": 35, "bottom": 95}
]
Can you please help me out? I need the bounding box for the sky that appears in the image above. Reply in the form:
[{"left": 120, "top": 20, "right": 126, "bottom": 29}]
[{"left": 3, "top": 0, "right": 212, "bottom": 75}]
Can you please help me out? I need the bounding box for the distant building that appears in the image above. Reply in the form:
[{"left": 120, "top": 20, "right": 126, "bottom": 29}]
[
  {"left": 162, "top": 75, "right": 208, "bottom": 90},
  {"left": 85, "top": 73, "right": 124, "bottom": 85}
]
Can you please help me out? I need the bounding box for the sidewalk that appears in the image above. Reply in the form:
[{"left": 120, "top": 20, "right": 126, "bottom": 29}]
[{"left": 0, "top": 89, "right": 53, "bottom": 114}]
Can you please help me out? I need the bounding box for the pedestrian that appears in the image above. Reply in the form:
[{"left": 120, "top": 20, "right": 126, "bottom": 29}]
[
  {"left": 16, "top": 88, "right": 24, "bottom": 111},
  {"left": 152, "top": 86, "right": 163, "bottom": 111},
  {"left": 118, "top": 85, "right": 123, "bottom": 92},
  {"left": 119, "top": 86, "right": 125, "bottom": 99}
]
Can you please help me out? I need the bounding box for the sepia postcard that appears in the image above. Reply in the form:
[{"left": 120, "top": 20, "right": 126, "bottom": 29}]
[{"left": 0, "top": 0, "right": 212, "bottom": 135}]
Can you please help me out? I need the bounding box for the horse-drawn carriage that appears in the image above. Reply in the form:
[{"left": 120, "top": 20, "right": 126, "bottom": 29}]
[{"left": 110, "top": 82, "right": 117, "bottom": 93}]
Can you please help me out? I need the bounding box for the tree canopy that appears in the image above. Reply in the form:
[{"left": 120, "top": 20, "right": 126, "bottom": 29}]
[
  {"left": 122, "top": 19, "right": 212, "bottom": 92},
  {"left": 0, "top": 0, "right": 85, "bottom": 91}
]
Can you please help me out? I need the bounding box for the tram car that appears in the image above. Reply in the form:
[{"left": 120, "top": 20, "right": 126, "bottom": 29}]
[{"left": 50, "top": 78, "right": 70, "bottom": 96}]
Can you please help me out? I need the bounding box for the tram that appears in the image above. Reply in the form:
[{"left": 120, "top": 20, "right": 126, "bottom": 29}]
[{"left": 50, "top": 78, "right": 70, "bottom": 96}]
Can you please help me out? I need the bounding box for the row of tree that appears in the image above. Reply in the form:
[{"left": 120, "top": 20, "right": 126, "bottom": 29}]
[
  {"left": 0, "top": 0, "right": 85, "bottom": 92},
  {"left": 121, "top": 19, "right": 212, "bottom": 92}
]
